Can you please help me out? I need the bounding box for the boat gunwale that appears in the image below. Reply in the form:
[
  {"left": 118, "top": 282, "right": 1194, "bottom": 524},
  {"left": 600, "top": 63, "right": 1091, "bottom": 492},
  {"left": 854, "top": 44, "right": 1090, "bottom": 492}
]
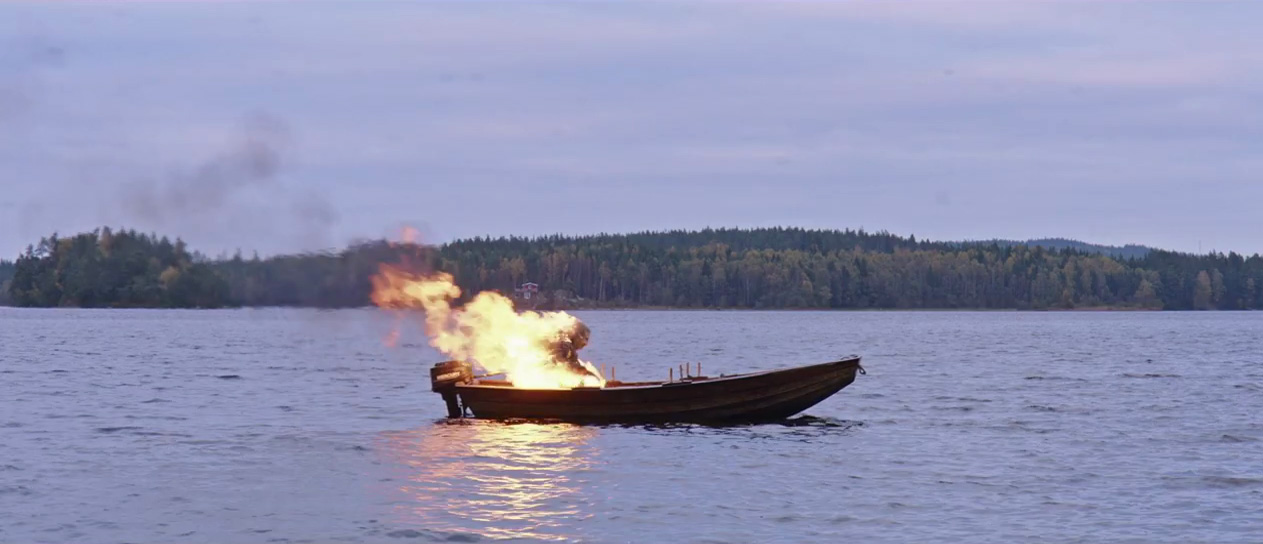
[{"left": 453, "top": 355, "right": 862, "bottom": 392}]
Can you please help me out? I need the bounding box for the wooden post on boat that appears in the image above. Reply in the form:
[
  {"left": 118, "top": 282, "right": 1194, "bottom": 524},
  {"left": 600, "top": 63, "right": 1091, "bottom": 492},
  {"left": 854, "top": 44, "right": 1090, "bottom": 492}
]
[
  {"left": 669, "top": 367, "right": 673, "bottom": 382},
  {"left": 697, "top": 362, "right": 701, "bottom": 378},
  {"left": 611, "top": 366, "right": 616, "bottom": 381}
]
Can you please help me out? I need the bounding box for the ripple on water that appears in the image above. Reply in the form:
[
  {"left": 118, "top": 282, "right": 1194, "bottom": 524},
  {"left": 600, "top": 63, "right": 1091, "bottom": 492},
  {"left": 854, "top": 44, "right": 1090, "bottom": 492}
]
[
  {"left": 95, "top": 426, "right": 144, "bottom": 433},
  {"left": 1219, "top": 434, "right": 1258, "bottom": 443},
  {"left": 0, "top": 485, "right": 35, "bottom": 496},
  {"left": 1199, "top": 476, "right": 1263, "bottom": 488}
]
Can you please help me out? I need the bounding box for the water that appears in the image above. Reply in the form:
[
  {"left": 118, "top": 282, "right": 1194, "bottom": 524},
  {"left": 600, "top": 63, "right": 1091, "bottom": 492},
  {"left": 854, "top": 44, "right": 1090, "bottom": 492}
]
[{"left": 3, "top": 309, "right": 1262, "bottom": 543}]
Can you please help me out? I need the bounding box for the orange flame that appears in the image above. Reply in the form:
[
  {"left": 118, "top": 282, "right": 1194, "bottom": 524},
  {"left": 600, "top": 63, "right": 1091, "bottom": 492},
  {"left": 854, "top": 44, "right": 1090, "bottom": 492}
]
[
  {"left": 371, "top": 265, "right": 605, "bottom": 389},
  {"left": 401, "top": 226, "right": 420, "bottom": 244}
]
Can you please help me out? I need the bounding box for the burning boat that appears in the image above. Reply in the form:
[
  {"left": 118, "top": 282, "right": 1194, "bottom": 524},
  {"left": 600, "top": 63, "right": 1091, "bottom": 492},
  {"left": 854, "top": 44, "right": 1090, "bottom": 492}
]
[
  {"left": 371, "top": 255, "right": 864, "bottom": 423},
  {"left": 429, "top": 356, "right": 863, "bottom": 423}
]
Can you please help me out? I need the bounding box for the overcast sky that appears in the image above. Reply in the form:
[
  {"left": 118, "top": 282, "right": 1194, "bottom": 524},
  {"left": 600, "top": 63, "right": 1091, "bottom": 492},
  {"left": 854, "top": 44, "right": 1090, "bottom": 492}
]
[{"left": 3, "top": 1, "right": 1262, "bottom": 257}]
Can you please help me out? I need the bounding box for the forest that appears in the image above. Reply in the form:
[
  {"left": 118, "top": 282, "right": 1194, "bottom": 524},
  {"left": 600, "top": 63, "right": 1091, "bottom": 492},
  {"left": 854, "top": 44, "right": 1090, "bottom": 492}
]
[
  {"left": 4, "top": 229, "right": 229, "bottom": 308},
  {"left": 4, "top": 226, "right": 1261, "bottom": 310}
]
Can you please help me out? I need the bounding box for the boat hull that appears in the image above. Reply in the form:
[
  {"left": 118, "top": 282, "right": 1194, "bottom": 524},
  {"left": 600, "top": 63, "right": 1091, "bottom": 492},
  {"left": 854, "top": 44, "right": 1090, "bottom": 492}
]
[{"left": 454, "top": 356, "right": 862, "bottom": 423}]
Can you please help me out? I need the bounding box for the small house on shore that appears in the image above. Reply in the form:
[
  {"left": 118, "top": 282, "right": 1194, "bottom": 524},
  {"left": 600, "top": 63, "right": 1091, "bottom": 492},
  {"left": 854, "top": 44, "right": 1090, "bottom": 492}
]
[{"left": 513, "top": 282, "right": 539, "bottom": 300}]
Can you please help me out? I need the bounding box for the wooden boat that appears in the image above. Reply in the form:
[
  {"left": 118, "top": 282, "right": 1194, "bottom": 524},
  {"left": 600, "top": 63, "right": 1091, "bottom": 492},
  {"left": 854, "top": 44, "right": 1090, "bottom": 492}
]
[{"left": 429, "top": 356, "right": 863, "bottom": 423}]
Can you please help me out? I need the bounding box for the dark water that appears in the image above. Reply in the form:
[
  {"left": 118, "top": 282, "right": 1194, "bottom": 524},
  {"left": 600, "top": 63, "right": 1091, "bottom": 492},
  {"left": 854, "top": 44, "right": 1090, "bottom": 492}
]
[{"left": 3, "top": 309, "right": 1262, "bottom": 543}]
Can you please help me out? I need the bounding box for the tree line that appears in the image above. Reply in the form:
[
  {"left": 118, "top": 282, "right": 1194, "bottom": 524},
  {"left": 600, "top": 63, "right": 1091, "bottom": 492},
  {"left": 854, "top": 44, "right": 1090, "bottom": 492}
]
[
  {"left": 4, "top": 226, "right": 1261, "bottom": 310},
  {"left": 440, "top": 228, "right": 1259, "bottom": 310},
  {"left": 0, "top": 259, "right": 15, "bottom": 306},
  {"left": 5, "top": 228, "right": 228, "bottom": 308}
]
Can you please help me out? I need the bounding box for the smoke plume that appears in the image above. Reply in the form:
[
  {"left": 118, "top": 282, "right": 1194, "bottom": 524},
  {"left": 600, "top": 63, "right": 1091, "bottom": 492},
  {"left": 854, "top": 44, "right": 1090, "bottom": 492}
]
[{"left": 119, "top": 113, "right": 339, "bottom": 252}]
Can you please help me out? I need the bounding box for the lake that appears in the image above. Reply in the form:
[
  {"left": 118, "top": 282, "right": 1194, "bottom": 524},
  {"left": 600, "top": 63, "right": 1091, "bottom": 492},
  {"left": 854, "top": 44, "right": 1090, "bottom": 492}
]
[{"left": 3, "top": 309, "right": 1262, "bottom": 543}]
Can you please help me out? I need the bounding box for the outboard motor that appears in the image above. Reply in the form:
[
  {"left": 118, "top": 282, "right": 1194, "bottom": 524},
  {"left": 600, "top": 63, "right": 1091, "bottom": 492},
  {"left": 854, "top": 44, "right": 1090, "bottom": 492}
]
[{"left": 430, "top": 360, "right": 474, "bottom": 418}]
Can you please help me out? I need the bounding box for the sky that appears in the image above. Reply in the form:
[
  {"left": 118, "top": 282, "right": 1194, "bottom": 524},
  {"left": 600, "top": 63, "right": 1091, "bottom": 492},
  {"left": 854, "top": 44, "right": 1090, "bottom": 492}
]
[{"left": 2, "top": 1, "right": 1262, "bottom": 258}]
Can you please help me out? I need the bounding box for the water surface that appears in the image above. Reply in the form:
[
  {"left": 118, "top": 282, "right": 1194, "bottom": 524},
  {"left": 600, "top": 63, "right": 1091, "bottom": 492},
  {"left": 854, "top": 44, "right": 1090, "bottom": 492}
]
[{"left": 3, "top": 309, "right": 1261, "bottom": 543}]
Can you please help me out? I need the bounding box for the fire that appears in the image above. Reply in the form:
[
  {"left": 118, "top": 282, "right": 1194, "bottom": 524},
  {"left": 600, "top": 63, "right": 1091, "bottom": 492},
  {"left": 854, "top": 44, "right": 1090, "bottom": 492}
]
[{"left": 371, "top": 265, "right": 605, "bottom": 389}]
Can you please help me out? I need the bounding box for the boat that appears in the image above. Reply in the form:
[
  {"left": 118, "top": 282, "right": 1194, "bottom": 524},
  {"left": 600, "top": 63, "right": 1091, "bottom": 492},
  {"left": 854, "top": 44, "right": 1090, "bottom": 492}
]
[{"left": 428, "top": 356, "right": 864, "bottom": 423}]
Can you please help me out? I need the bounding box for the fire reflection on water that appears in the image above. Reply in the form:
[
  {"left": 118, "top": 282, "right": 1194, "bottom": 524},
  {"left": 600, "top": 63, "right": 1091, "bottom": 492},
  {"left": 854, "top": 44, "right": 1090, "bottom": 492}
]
[{"left": 375, "top": 420, "right": 600, "bottom": 541}]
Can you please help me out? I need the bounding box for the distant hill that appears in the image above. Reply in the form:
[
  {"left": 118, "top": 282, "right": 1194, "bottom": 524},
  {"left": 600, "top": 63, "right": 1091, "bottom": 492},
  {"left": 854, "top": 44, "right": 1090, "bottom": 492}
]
[
  {"left": 482, "top": 229, "right": 1156, "bottom": 259},
  {"left": 461, "top": 227, "right": 950, "bottom": 255},
  {"left": 962, "top": 238, "right": 1153, "bottom": 259}
]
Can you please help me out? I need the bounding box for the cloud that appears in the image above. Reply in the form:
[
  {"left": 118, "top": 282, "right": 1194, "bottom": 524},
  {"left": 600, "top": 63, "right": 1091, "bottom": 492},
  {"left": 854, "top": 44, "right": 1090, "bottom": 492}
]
[{"left": 4, "top": 1, "right": 1263, "bottom": 256}]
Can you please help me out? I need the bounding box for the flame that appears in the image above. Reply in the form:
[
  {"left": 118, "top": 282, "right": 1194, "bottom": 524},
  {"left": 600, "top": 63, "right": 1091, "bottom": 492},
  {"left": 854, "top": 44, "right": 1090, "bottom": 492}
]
[{"left": 371, "top": 265, "right": 605, "bottom": 389}]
